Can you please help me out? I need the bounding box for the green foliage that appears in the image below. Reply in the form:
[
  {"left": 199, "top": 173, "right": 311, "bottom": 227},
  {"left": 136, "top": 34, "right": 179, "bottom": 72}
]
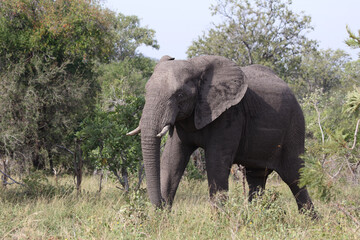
[
  {"left": 0, "top": 0, "right": 115, "bottom": 66},
  {"left": 120, "top": 188, "right": 150, "bottom": 220},
  {"left": 77, "top": 53, "right": 156, "bottom": 189},
  {"left": 0, "top": 0, "right": 158, "bottom": 172},
  {"left": 97, "top": 56, "right": 156, "bottom": 109},
  {"left": 290, "top": 49, "right": 351, "bottom": 98},
  {"left": 22, "top": 171, "right": 74, "bottom": 198},
  {"left": 0, "top": 54, "right": 97, "bottom": 169},
  {"left": 346, "top": 25, "right": 360, "bottom": 51},
  {"left": 112, "top": 14, "right": 159, "bottom": 60},
  {"left": 1, "top": 175, "right": 360, "bottom": 239},
  {"left": 77, "top": 96, "right": 144, "bottom": 188},
  {"left": 344, "top": 86, "right": 360, "bottom": 116},
  {"left": 187, "top": 0, "right": 316, "bottom": 78},
  {"left": 299, "top": 154, "right": 333, "bottom": 202},
  {"left": 184, "top": 160, "right": 206, "bottom": 181},
  {"left": 299, "top": 82, "right": 360, "bottom": 201},
  {"left": 0, "top": 0, "right": 114, "bottom": 169},
  {"left": 211, "top": 185, "right": 291, "bottom": 235}
]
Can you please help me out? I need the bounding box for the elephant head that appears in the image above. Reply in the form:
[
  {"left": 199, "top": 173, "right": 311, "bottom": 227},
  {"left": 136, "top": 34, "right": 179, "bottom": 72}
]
[{"left": 128, "top": 55, "right": 248, "bottom": 207}]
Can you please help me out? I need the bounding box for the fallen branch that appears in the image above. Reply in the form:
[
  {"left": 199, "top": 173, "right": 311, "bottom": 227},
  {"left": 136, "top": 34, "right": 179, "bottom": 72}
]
[
  {"left": 0, "top": 169, "right": 25, "bottom": 186},
  {"left": 334, "top": 203, "right": 360, "bottom": 227}
]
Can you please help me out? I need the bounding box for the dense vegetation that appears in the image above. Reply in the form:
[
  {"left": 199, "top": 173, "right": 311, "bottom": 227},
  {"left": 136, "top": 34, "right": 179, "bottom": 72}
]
[
  {"left": 1, "top": 176, "right": 360, "bottom": 239},
  {"left": 0, "top": 0, "right": 157, "bottom": 188},
  {"left": 1, "top": 0, "right": 360, "bottom": 238}
]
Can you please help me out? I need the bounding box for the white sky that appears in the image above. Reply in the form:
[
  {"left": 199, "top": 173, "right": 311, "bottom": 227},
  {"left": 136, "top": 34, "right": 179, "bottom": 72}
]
[{"left": 104, "top": 0, "right": 360, "bottom": 60}]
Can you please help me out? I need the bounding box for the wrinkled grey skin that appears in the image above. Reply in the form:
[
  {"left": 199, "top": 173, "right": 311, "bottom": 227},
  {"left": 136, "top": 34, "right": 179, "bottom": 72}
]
[{"left": 136, "top": 55, "right": 315, "bottom": 216}]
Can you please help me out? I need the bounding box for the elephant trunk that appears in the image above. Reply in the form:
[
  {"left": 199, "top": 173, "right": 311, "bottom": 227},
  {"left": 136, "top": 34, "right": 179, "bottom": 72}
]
[{"left": 140, "top": 104, "right": 164, "bottom": 208}]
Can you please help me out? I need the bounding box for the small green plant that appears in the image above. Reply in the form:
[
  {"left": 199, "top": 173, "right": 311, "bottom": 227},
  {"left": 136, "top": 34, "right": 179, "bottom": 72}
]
[
  {"left": 184, "top": 160, "right": 206, "bottom": 180},
  {"left": 122, "top": 188, "right": 149, "bottom": 218},
  {"left": 77, "top": 96, "right": 144, "bottom": 191},
  {"left": 299, "top": 154, "right": 333, "bottom": 202},
  {"left": 22, "top": 171, "right": 74, "bottom": 198}
]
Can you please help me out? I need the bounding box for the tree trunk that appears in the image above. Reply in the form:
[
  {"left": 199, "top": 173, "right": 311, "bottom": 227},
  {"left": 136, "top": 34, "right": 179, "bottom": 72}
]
[
  {"left": 1, "top": 156, "right": 9, "bottom": 188},
  {"left": 74, "top": 139, "right": 83, "bottom": 194}
]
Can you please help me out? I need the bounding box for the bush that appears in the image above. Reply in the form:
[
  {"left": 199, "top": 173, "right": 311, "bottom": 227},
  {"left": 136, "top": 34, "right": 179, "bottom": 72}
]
[{"left": 22, "top": 171, "right": 74, "bottom": 198}]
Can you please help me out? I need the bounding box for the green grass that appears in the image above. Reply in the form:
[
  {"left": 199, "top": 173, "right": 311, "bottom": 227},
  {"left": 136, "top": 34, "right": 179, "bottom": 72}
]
[{"left": 0, "top": 174, "right": 359, "bottom": 239}]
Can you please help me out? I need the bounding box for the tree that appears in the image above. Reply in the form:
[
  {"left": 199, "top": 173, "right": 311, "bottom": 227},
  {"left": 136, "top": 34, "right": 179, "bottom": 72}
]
[
  {"left": 346, "top": 26, "right": 360, "bottom": 54},
  {"left": 0, "top": 0, "right": 158, "bottom": 172},
  {"left": 0, "top": 0, "right": 115, "bottom": 170},
  {"left": 78, "top": 96, "right": 144, "bottom": 192},
  {"left": 112, "top": 14, "right": 159, "bottom": 60},
  {"left": 187, "top": 0, "right": 316, "bottom": 78},
  {"left": 289, "top": 49, "right": 351, "bottom": 98},
  {"left": 97, "top": 56, "right": 156, "bottom": 110},
  {"left": 77, "top": 55, "right": 156, "bottom": 191}
]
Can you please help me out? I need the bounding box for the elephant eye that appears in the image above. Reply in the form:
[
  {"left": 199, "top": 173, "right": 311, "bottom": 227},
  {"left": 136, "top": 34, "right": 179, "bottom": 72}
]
[{"left": 176, "top": 91, "right": 185, "bottom": 99}]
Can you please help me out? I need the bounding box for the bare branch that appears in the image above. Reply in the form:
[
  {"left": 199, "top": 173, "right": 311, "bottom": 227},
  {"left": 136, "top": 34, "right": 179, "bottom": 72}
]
[
  {"left": 313, "top": 102, "right": 325, "bottom": 145},
  {"left": 348, "top": 119, "right": 360, "bottom": 150},
  {"left": 137, "top": 162, "right": 145, "bottom": 190},
  {"left": 56, "top": 145, "right": 74, "bottom": 155},
  {"left": 329, "top": 162, "right": 344, "bottom": 180},
  {"left": 0, "top": 169, "right": 25, "bottom": 186},
  {"left": 345, "top": 154, "right": 356, "bottom": 181},
  {"left": 333, "top": 203, "right": 360, "bottom": 227}
]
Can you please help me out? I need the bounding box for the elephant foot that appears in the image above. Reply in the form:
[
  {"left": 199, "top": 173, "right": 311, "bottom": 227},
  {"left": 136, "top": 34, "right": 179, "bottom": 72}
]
[
  {"left": 209, "top": 191, "right": 228, "bottom": 211},
  {"left": 299, "top": 204, "right": 320, "bottom": 220}
]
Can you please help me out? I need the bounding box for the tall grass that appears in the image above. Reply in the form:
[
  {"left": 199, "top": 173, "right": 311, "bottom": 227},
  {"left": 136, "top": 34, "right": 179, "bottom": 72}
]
[{"left": 0, "top": 174, "right": 359, "bottom": 239}]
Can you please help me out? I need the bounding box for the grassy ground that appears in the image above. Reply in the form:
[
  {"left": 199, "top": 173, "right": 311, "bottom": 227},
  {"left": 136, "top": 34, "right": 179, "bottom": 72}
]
[{"left": 0, "top": 174, "right": 359, "bottom": 239}]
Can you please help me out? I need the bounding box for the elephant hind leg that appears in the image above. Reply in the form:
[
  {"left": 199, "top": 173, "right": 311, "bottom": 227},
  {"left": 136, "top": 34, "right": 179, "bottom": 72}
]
[
  {"left": 245, "top": 167, "right": 273, "bottom": 202},
  {"left": 277, "top": 156, "right": 317, "bottom": 218}
]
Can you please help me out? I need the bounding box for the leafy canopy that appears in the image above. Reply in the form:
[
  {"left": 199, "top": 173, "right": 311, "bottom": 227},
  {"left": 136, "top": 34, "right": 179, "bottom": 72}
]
[
  {"left": 0, "top": 0, "right": 158, "bottom": 170},
  {"left": 187, "top": 0, "right": 316, "bottom": 77}
]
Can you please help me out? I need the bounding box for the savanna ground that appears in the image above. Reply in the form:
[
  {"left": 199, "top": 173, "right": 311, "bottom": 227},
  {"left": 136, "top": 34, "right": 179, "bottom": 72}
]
[{"left": 0, "top": 173, "right": 359, "bottom": 239}]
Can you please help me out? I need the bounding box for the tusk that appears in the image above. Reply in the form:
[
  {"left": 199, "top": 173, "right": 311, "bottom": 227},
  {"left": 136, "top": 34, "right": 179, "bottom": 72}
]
[
  {"left": 156, "top": 125, "right": 170, "bottom": 138},
  {"left": 126, "top": 126, "right": 141, "bottom": 136}
]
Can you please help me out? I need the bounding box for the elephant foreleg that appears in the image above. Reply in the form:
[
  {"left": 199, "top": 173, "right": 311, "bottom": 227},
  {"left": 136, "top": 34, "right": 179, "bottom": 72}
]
[
  {"left": 245, "top": 167, "right": 273, "bottom": 202},
  {"left": 205, "top": 147, "right": 235, "bottom": 201},
  {"left": 160, "top": 129, "right": 195, "bottom": 207}
]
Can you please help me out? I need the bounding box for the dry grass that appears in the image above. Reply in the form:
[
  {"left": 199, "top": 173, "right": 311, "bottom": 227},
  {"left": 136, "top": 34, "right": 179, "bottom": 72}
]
[{"left": 0, "top": 174, "right": 359, "bottom": 239}]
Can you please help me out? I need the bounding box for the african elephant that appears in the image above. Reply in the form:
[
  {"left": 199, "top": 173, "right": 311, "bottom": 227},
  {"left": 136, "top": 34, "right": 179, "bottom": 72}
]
[{"left": 127, "top": 55, "right": 315, "bottom": 216}]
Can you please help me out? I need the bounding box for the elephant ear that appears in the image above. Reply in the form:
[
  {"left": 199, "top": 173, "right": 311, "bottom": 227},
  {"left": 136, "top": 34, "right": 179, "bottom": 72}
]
[
  {"left": 154, "top": 55, "right": 175, "bottom": 71},
  {"left": 191, "top": 56, "right": 248, "bottom": 129},
  {"left": 159, "top": 55, "right": 175, "bottom": 62}
]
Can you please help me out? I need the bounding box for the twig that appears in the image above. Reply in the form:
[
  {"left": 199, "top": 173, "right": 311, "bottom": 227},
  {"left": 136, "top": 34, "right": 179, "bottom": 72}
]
[
  {"left": 137, "top": 162, "right": 145, "bottom": 190},
  {"left": 239, "top": 165, "right": 247, "bottom": 199},
  {"left": 344, "top": 154, "right": 356, "bottom": 181},
  {"left": 313, "top": 102, "right": 325, "bottom": 145},
  {"left": 348, "top": 119, "right": 360, "bottom": 150},
  {"left": 329, "top": 162, "right": 344, "bottom": 179},
  {"left": 1, "top": 226, "right": 19, "bottom": 240},
  {"left": 98, "top": 170, "right": 103, "bottom": 193},
  {"left": 112, "top": 169, "right": 125, "bottom": 190},
  {"left": 56, "top": 144, "right": 74, "bottom": 155},
  {"left": 334, "top": 203, "right": 360, "bottom": 227},
  {"left": 0, "top": 169, "right": 25, "bottom": 186}
]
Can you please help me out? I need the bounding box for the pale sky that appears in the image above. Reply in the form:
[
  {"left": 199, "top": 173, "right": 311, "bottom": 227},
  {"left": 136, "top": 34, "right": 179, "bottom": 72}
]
[{"left": 104, "top": 0, "right": 360, "bottom": 60}]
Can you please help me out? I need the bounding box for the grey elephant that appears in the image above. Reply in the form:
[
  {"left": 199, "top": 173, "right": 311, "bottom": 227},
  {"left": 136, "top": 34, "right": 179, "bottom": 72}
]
[{"left": 127, "top": 55, "right": 315, "bottom": 216}]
